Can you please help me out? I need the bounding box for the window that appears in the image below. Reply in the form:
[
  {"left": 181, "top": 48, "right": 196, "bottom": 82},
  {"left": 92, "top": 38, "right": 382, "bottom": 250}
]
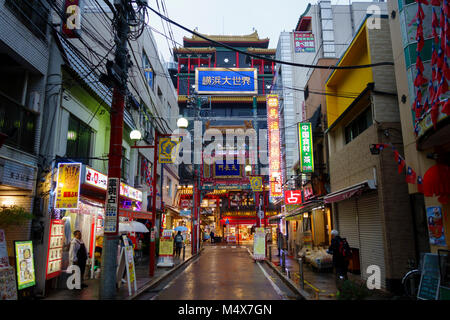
[
  {"left": 121, "top": 147, "right": 129, "bottom": 183},
  {"left": 0, "top": 93, "right": 37, "bottom": 154},
  {"left": 5, "top": 0, "right": 48, "bottom": 41},
  {"left": 142, "top": 51, "right": 154, "bottom": 90},
  {"left": 344, "top": 107, "right": 373, "bottom": 144},
  {"left": 66, "top": 115, "right": 92, "bottom": 164}
]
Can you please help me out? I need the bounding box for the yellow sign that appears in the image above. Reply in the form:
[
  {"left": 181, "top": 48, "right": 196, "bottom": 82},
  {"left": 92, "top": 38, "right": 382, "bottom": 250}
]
[
  {"left": 159, "top": 238, "right": 174, "bottom": 256},
  {"left": 250, "top": 176, "right": 263, "bottom": 192},
  {"left": 15, "top": 241, "right": 36, "bottom": 290},
  {"left": 158, "top": 137, "right": 181, "bottom": 164},
  {"left": 54, "top": 163, "right": 81, "bottom": 209}
]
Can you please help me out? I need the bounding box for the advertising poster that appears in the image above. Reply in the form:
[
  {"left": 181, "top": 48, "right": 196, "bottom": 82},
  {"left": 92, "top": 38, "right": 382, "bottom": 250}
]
[
  {"left": 0, "top": 229, "right": 9, "bottom": 268},
  {"left": 0, "top": 267, "right": 18, "bottom": 300},
  {"left": 253, "top": 228, "right": 266, "bottom": 260},
  {"left": 294, "top": 32, "right": 315, "bottom": 53},
  {"left": 426, "top": 206, "right": 446, "bottom": 246},
  {"left": 54, "top": 162, "right": 82, "bottom": 209},
  {"left": 14, "top": 241, "right": 35, "bottom": 290}
]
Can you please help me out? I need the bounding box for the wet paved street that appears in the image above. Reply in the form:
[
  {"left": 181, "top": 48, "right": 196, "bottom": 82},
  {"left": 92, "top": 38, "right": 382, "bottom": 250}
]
[{"left": 148, "top": 245, "right": 295, "bottom": 300}]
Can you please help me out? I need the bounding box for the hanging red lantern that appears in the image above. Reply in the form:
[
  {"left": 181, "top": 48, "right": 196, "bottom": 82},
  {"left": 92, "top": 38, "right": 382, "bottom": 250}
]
[{"left": 423, "top": 164, "right": 450, "bottom": 203}]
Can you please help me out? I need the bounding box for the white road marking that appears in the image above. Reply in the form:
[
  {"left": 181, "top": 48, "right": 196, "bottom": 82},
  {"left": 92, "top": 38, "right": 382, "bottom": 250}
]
[{"left": 256, "top": 261, "right": 288, "bottom": 300}]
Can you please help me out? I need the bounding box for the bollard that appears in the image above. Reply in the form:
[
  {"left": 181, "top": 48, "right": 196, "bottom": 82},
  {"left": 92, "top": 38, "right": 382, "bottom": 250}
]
[
  {"left": 269, "top": 245, "right": 272, "bottom": 262},
  {"left": 298, "top": 258, "right": 304, "bottom": 290}
]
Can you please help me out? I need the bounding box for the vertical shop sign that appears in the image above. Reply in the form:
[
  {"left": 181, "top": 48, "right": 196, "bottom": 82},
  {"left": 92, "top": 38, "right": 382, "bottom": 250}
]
[
  {"left": 45, "top": 220, "right": 64, "bottom": 279},
  {"left": 294, "top": 32, "right": 315, "bottom": 53},
  {"left": 14, "top": 241, "right": 35, "bottom": 290},
  {"left": 266, "top": 95, "right": 283, "bottom": 198},
  {"left": 104, "top": 178, "right": 119, "bottom": 234},
  {"left": 298, "top": 123, "right": 314, "bottom": 173},
  {"left": 426, "top": 207, "right": 446, "bottom": 246},
  {"left": 55, "top": 163, "right": 82, "bottom": 209}
]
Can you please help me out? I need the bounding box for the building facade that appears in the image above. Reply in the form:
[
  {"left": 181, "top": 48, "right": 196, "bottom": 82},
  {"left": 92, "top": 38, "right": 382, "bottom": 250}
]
[
  {"left": 0, "top": 0, "right": 51, "bottom": 281},
  {"left": 388, "top": 0, "right": 450, "bottom": 260},
  {"left": 324, "top": 16, "right": 416, "bottom": 291}
]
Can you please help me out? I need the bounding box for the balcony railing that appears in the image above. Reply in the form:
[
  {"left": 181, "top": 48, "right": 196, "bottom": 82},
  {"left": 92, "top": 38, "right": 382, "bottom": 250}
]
[{"left": 0, "top": 93, "right": 37, "bottom": 154}]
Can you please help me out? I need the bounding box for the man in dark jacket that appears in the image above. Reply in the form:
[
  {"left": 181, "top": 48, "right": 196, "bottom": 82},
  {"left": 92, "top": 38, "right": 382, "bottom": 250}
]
[{"left": 327, "top": 230, "right": 350, "bottom": 288}]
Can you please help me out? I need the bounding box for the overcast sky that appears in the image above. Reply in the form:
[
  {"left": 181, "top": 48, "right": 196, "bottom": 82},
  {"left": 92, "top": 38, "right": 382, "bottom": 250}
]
[{"left": 147, "top": 0, "right": 350, "bottom": 62}]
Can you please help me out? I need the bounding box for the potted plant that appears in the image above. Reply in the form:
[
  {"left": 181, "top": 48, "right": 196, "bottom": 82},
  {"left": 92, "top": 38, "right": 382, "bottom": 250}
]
[{"left": 0, "top": 206, "right": 34, "bottom": 226}]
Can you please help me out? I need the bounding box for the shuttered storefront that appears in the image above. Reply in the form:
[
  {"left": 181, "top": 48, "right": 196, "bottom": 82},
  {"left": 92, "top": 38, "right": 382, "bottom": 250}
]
[
  {"left": 337, "top": 199, "right": 359, "bottom": 249},
  {"left": 357, "top": 192, "right": 386, "bottom": 288}
]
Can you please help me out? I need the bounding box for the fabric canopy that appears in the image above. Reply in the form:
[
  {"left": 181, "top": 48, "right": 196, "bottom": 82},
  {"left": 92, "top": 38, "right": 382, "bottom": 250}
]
[{"left": 324, "top": 180, "right": 376, "bottom": 204}]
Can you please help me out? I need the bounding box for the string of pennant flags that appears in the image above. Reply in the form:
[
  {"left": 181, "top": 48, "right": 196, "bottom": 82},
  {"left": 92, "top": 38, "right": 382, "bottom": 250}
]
[
  {"left": 411, "top": 0, "right": 450, "bottom": 133},
  {"left": 372, "top": 143, "right": 424, "bottom": 192}
]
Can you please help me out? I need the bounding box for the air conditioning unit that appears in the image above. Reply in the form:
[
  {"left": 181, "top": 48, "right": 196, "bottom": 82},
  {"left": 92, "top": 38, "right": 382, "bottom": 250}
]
[{"left": 28, "top": 91, "right": 40, "bottom": 112}]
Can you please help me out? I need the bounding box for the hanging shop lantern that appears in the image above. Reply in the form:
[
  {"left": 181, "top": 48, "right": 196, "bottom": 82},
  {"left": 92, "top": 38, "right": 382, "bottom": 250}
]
[{"left": 423, "top": 163, "right": 450, "bottom": 204}]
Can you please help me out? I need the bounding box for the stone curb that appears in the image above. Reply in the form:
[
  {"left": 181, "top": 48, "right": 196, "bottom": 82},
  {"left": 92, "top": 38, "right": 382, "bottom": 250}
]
[{"left": 263, "top": 259, "right": 312, "bottom": 300}]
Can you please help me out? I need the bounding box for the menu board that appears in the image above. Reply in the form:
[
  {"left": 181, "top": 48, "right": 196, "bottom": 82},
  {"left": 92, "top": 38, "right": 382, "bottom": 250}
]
[
  {"left": 0, "top": 266, "right": 18, "bottom": 300},
  {"left": 46, "top": 220, "right": 64, "bottom": 279},
  {"left": 418, "top": 253, "right": 440, "bottom": 300},
  {"left": 14, "top": 241, "right": 36, "bottom": 290}
]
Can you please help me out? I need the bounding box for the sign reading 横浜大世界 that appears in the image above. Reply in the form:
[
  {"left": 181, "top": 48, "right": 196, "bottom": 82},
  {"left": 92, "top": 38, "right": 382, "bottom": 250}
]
[
  {"left": 195, "top": 68, "right": 257, "bottom": 94},
  {"left": 298, "top": 122, "right": 314, "bottom": 173}
]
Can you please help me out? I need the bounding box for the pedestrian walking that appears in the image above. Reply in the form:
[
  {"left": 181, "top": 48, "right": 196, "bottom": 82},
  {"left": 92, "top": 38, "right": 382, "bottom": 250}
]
[
  {"left": 327, "top": 230, "right": 352, "bottom": 290},
  {"left": 210, "top": 230, "right": 215, "bottom": 244},
  {"left": 276, "top": 227, "right": 282, "bottom": 256},
  {"left": 69, "top": 230, "right": 88, "bottom": 288},
  {"left": 174, "top": 231, "right": 184, "bottom": 258}
]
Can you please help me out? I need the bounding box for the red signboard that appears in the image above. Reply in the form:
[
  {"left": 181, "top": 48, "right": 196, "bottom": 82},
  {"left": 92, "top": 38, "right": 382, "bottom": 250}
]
[
  {"left": 62, "top": 0, "right": 82, "bottom": 38},
  {"left": 285, "top": 190, "right": 302, "bottom": 205},
  {"left": 45, "top": 219, "right": 64, "bottom": 280}
]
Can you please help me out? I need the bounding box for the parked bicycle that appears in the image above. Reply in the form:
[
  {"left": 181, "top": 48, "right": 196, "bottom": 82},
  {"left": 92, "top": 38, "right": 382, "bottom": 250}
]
[{"left": 401, "top": 259, "right": 421, "bottom": 299}]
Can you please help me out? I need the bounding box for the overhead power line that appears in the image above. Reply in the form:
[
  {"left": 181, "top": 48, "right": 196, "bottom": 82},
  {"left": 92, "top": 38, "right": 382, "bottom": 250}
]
[{"left": 145, "top": 4, "right": 394, "bottom": 70}]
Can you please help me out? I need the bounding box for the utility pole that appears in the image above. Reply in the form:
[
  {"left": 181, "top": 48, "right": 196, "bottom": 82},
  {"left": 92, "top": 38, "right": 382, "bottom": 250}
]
[{"left": 100, "top": 0, "right": 130, "bottom": 300}]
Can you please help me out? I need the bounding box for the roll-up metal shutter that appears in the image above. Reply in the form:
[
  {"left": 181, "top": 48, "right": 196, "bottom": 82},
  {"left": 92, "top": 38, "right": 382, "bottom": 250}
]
[
  {"left": 337, "top": 199, "right": 359, "bottom": 249},
  {"left": 356, "top": 192, "right": 386, "bottom": 288}
]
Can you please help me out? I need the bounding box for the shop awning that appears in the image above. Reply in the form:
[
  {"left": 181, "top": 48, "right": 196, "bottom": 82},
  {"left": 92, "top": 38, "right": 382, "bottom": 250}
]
[
  {"left": 119, "top": 208, "right": 153, "bottom": 220},
  {"left": 285, "top": 200, "right": 324, "bottom": 220},
  {"left": 323, "top": 180, "right": 376, "bottom": 204}
]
